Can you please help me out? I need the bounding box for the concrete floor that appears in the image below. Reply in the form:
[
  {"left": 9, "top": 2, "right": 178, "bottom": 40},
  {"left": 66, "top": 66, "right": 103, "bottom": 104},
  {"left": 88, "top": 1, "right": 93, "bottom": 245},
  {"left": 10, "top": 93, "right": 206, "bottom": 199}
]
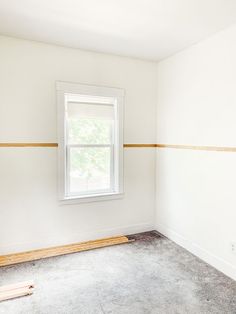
[{"left": 0, "top": 231, "right": 235, "bottom": 314}]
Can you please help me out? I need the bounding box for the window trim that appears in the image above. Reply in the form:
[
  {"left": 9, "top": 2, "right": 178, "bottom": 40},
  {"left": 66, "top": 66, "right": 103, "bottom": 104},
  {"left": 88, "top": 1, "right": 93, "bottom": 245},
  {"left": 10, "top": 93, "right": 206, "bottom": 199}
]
[{"left": 57, "top": 81, "right": 124, "bottom": 204}]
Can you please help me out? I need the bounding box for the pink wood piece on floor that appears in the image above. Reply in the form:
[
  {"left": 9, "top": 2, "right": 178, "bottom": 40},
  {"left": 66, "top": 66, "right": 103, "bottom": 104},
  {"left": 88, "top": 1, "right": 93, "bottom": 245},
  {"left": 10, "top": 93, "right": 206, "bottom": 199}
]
[{"left": 0, "top": 281, "right": 34, "bottom": 302}]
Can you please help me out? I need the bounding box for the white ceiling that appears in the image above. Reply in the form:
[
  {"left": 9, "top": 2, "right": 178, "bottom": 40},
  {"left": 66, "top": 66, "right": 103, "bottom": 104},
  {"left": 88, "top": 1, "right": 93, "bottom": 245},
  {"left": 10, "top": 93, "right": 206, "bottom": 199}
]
[{"left": 0, "top": 0, "right": 236, "bottom": 61}]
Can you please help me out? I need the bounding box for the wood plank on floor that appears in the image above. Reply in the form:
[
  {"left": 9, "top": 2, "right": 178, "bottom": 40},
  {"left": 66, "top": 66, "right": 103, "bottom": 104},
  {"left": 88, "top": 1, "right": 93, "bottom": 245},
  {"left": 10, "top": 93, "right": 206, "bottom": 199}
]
[
  {"left": 0, "top": 236, "right": 133, "bottom": 267},
  {"left": 0, "top": 281, "right": 34, "bottom": 302}
]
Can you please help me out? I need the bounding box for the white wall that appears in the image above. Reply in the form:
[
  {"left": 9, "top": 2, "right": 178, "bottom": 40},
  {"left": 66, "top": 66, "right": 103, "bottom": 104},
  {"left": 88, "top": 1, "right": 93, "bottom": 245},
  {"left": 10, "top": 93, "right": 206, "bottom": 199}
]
[
  {"left": 1, "top": 26, "right": 236, "bottom": 281},
  {"left": 0, "top": 35, "right": 157, "bottom": 254},
  {"left": 156, "top": 24, "right": 236, "bottom": 280}
]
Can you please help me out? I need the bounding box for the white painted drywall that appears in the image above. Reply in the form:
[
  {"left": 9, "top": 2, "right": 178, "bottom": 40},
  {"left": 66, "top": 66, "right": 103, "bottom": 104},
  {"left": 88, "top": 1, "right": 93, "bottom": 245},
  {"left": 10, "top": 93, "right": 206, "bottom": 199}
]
[
  {"left": 1, "top": 25, "right": 236, "bottom": 282},
  {"left": 156, "top": 24, "right": 236, "bottom": 280},
  {"left": 0, "top": 35, "right": 157, "bottom": 253}
]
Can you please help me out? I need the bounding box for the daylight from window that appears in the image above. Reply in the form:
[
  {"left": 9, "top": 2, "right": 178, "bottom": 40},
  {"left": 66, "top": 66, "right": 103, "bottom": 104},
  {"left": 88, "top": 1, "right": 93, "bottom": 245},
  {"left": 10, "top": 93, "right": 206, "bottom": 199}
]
[{"left": 66, "top": 99, "right": 116, "bottom": 197}]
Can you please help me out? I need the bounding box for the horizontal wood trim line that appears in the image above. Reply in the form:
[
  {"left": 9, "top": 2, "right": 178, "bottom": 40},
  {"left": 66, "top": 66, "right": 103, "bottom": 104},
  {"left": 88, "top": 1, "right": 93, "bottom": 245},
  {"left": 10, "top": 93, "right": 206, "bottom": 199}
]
[
  {"left": 125, "top": 144, "right": 236, "bottom": 151},
  {"left": 1, "top": 143, "right": 236, "bottom": 151},
  {"left": 0, "top": 143, "right": 58, "bottom": 147},
  {"left": 0, "top": 236, "right": 134, "bottom": 267},
  {"left": 124, "top": 144, "right": 156, "bottom": 148},
  {"left": 0, "top": 143, "right": 156, "bottom": 148},
  {"left": 156, "top": 144, "right": 236, "bottom": 152}
]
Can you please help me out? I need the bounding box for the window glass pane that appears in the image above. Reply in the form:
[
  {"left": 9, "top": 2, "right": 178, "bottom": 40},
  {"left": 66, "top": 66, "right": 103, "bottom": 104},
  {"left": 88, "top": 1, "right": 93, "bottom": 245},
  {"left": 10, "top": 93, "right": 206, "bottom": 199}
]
[
  {"left": 68, "top": 118, "right": 112, "bottom": 144},
  {"left": 67, "top": 102, "right": 114, "bottom": 144},
  {"left": 68, "top": 147, "right": 111, "bottom": 194}
]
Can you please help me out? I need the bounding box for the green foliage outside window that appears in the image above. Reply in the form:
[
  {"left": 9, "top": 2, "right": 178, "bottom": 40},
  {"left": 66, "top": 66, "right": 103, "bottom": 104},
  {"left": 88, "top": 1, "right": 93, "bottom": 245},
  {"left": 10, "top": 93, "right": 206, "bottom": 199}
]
[
  {"left": 68, "top": 118, "right": 111, "bottom": 180},
  {"left": 68, "top": 118, "right": 111, "bottom": 145}
]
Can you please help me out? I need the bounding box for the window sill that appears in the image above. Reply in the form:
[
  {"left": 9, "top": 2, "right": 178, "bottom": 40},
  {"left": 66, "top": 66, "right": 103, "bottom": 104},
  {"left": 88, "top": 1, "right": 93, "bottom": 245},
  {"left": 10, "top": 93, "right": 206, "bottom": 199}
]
[{"left": 59, "top": 192, "right": 124, "bottom": 205}]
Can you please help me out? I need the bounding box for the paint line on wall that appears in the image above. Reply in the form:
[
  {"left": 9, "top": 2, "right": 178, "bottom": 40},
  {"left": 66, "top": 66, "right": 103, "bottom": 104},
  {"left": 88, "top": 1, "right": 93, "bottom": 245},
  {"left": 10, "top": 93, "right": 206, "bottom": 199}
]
[{"left": 1, "top": 143, "right": 236, "bottom": 151}]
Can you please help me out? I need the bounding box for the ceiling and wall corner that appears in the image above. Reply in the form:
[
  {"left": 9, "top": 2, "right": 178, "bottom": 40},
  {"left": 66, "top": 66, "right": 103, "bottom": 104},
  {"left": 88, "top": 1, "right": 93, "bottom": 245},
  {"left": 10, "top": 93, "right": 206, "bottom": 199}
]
[{"left": 0, "top": 0, "right": 236, "bottom": 61}]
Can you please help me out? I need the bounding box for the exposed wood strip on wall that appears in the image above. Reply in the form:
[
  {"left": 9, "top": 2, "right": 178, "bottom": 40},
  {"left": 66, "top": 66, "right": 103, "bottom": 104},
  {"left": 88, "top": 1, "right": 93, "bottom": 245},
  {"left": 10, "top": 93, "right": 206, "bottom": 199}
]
[
  {"left": 0, "top": 143, "right": 236, "bottom": 151},
  {"left": 156, "top": 144, "right": 236, "bottom": 152},
  {"left": 0, "top": 143, "right": 156, "bottom": 148},
  {"left": 125, "top": 143, "right": 236, "bottom": 151},
  {"left": 0, "top": 143, "right": 58, "bottom": 147},
  {"left": 0, "top": 236, "right": 134, "bottom": 267},
  {"left": 124, "top": 144, "right": 156, "bottom": 148}
]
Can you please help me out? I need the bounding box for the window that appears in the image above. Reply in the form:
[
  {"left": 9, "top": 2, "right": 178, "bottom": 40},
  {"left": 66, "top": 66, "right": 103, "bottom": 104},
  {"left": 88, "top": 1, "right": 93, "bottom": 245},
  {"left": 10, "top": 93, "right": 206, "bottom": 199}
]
[{"left": 57, "top": 82, "right": 124, "bottom": 202}]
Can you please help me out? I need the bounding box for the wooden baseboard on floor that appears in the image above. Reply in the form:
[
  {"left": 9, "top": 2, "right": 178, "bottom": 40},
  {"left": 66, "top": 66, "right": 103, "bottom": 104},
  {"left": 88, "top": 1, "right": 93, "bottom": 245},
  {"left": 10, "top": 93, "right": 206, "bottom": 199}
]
[{"left": 0, "top": 236, "right": 134, "bottom": 267}]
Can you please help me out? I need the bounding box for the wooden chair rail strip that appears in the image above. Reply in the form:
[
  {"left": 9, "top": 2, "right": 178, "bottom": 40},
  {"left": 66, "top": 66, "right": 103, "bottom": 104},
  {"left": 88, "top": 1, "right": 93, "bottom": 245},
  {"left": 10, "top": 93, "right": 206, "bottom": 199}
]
[
  {"left": 1, "top": 143, "right": 236, "bottom": 151},
  {"left": 123, "top": 144, "right": 156, "bottom": 148},
  {"left": 156, "top": 144, "right": 236, "bottom": 152},
  {"left": 0, "top": 236, "right": 133, "bottom": 267},
  {"left": 0, "top": 143, "right": 58, "bottom": 147},
  {"left": 0, "top": 143, "right": 155, "bottom": 148}
]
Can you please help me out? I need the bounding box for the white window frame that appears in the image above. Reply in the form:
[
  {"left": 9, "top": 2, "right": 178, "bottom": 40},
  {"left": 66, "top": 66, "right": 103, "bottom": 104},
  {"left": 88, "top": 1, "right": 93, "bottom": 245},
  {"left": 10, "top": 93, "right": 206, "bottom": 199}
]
[{"left": 57, "top": 81, "right": 124, "bottom": 204}]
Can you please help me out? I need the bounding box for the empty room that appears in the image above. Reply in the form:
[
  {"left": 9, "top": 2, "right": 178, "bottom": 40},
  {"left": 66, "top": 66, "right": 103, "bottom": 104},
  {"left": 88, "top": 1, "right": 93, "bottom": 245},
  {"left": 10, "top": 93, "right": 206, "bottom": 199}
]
[{"left": 0, "top": 0, "right": 236, "bottom": 313}]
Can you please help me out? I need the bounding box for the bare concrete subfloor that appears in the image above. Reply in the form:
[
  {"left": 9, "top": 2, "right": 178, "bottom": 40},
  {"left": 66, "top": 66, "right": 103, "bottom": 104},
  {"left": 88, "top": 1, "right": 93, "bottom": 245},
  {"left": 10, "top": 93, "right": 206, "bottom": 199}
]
[{"left": 0, "top": 231, "right": 235, "bottom": 314}]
